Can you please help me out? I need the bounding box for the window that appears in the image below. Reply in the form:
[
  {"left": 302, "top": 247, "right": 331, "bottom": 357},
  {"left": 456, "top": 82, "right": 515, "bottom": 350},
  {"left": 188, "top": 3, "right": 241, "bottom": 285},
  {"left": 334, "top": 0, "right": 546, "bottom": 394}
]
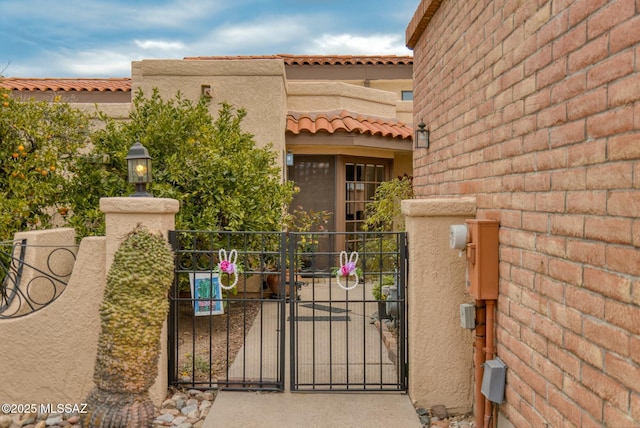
[
  {"left": 345, "top": 162, "right": 386, "bottom": 251},
  {"left": 401, "top": 91, "right": 413, "bottom": 101}
]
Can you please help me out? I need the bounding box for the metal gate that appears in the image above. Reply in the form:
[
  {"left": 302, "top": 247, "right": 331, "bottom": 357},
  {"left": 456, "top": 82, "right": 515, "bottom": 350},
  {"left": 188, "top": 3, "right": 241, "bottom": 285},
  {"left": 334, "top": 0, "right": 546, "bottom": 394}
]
[
  {"left": 168, "top": 230, "right": 287, "bottom": 391},
  {"left": 288, "top": 231, "right": 408, "bottom": 391},
  {"left": 168, "top": 230, "right": 408, "bottom": 392}
]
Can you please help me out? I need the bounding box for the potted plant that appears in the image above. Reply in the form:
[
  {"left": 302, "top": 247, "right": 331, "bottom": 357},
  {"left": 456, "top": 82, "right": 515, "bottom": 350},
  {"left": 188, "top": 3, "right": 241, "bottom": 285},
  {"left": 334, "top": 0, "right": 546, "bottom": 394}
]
[{"left": 372, "top": 275, "right": 394, "bottom": 320}]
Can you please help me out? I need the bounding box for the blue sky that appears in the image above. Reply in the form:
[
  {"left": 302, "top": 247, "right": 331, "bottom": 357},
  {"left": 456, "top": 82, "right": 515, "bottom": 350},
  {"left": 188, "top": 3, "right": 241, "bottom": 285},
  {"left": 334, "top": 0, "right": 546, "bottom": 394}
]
[{"left": 0, "top": 0, "right": 416, "bottom": 78}]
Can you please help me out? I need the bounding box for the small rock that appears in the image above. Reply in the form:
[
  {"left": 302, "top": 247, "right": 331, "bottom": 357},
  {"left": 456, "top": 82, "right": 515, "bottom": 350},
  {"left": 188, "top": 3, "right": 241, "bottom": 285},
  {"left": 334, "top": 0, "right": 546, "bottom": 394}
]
[
  {"left": 45, "top": 416, "right": 63, "bottom": 427},
  {"left": 198, "top": 401, "right": 211, "bottom": 412},
  {"left": 176, "top": 424, "right": 192, "bottom": 428},
  {"left": 161, "top": 399, "right": 176, "bottom": 409},
  {"left": 431, "top": 421, "right": 449, "bottom": 428},
  {"left": 21, "top": 414, "right": 37, "bottom": 426},
  {"left": 201, "top": 392, "right": 215, "bottom": 401},
  {"left": 431, "top": 404, "right": 449, "bottom": 420},
  {"left": 154, "top": 413, "right": 175, "bottom": 424},
  {"left": 180, "top": 405, "right": 197, "bottom": 417},
  {"left": 65, "top": 417, "right": 79, "bottom": 425},
  {"left": 185, "top": 418, "right": 200, "bottom": 425},
  {"left": 160, "top": 410, "right": 180, "bottom": 417},
  {"left": 199, "top": 408, "right": 209, "bottom": 420},
  {"left": 0, "top": 416, "right": 12, "bottom": 428},
  {"left": 174, "top": 400, "right": 185, "bottom": 411},
  {"left": 185, "top": 399, "right": 197, "bottom": 408},
  {"left": 187, "top": 390, "right": 200, "bottom": 397},
  {"left": 171, "top": 416, "right": 187, "bottom": 426}
]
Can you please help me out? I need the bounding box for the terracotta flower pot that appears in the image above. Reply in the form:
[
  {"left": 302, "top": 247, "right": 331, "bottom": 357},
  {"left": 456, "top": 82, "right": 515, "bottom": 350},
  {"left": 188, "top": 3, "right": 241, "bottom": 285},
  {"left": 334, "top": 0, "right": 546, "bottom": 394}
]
[{"left": 266, "top": 270, "right": 297, "bottom": 297}]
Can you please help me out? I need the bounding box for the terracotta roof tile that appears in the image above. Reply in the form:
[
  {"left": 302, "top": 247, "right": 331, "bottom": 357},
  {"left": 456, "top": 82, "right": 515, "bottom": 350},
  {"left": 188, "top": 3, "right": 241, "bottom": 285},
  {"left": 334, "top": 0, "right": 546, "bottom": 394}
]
[
  {"left": 287, "top": 110, "right": 413, "bottom": 140},
  {"left": 184, "top": 54, "right": 413, "bottom": 66},
  {"left": 0, "top": 78, "right": 131, "bottom": 92}
]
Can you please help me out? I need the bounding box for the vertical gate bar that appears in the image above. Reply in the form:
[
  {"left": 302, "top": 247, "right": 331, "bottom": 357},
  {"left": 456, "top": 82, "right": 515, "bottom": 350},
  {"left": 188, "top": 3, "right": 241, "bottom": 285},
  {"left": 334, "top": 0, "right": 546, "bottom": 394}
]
[
  {"left": 376, "top": 234, "right": 386, "bottom": 389},
  {"left": 210, "top": 233, "right": 215, "bottom": 386},
  {"left": 311, "top": 236, "right": 318, "bottom": 389},
  {"left": 399, "top": 232, "right": 408, "bottom": 390},
  {"left": 168, "top": 231, "right": 178, "bottom": 385},
  {"left": 362, "top": 232, "right": 367, "bottom": 389},
  {"left": 286, "top": 232, "right": 294, "bottom": 391},
  {"left": 331, "top": 242, "right": 336, "bottom": 390},
  {"left": 190, "top": 233, "right": 198, "bottom": 388},
  {"left": 258, "top": 233, "right": 266, "bottom": 387},
  {"left": 345, "top": 286, "right": 349, "bottom": 390}
]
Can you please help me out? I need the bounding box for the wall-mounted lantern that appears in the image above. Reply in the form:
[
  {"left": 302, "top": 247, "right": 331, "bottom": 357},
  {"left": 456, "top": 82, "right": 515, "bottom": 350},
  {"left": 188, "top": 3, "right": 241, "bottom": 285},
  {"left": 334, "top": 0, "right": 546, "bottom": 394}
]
[
  {"left": 286, "top": 151, "right": 294, "bottom": 167},
  {"left": 415, "top": 121, "right": 430, "bottom": 149},
  {"left": 125, "top": 141, "right": 153, "bottom": 197}
]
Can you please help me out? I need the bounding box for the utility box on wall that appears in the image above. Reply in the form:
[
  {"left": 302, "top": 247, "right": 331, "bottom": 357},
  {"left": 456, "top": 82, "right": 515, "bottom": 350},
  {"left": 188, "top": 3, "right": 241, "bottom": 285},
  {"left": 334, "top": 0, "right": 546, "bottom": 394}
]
[
  {"left": 481, "top": 358, "right": 507, "bottom": 403},
  {"left": 465, "top": 219, "right": 499, "bottom": 300}
]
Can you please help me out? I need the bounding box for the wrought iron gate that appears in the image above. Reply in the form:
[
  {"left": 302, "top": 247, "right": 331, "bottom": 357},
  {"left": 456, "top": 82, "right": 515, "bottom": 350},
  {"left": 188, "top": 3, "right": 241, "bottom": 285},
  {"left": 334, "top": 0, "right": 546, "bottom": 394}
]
[
  {"left": 169, "top": 230, "right": 287, "bottom": 391},
  {"left": 168, "top": 230, "right": 408, "bottom": 392},
  {"left": 288, "top": 231, "right": 408, "bottom": 391}
]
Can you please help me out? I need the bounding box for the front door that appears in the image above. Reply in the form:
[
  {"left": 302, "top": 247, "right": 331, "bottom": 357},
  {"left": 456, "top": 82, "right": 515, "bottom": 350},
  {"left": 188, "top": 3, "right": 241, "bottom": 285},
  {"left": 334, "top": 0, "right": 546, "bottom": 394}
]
[{"left": 343, "top": 158, "right": 388, "bottom": 251}]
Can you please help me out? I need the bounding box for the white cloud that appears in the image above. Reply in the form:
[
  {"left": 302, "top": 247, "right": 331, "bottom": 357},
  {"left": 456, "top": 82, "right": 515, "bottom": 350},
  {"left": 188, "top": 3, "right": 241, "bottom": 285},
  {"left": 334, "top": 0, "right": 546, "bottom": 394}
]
[
  {"left": 310, "top": 34, "right": 412, "bottom": 56},
  {"left": 134, "top": 40, "right": 186, "bottom": 51},
  {"left": 59, "top": 50, "right": 134, "bottom": 77},
  {"left": 206, "top": 17, "right": 309, "bottom": 51},
  {"left": 170, "top": 15, "right": 317, "bottom": 57}
]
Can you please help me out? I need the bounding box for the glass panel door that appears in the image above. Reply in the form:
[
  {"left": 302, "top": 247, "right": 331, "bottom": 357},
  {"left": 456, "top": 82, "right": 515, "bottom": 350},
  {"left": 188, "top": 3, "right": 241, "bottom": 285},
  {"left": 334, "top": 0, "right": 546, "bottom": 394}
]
[{"left": 344, "top": 160, "right": 387, "bottom": 251}]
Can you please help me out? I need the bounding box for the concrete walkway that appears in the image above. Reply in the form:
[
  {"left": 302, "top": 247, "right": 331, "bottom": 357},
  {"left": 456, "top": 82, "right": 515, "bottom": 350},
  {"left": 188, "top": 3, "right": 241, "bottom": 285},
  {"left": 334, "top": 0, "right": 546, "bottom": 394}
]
[
  {"left": 203, "top": 279, "right": 422, "bottom": 428},
  {"left": 204, "top": 390, "right": 422, "bottom": 428}
]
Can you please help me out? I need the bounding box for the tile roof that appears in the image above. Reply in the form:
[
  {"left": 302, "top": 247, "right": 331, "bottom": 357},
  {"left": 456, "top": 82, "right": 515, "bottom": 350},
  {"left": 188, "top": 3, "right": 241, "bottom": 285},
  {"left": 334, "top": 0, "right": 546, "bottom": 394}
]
[
  {"left": 0, "top": 78, "right": 131, "bottom": 92},
  {"left": 184, "top": 54, "right": 413, "bottom": 66},
  {"left": 287, "top": 110, "right": 413, "bottom": 140}
]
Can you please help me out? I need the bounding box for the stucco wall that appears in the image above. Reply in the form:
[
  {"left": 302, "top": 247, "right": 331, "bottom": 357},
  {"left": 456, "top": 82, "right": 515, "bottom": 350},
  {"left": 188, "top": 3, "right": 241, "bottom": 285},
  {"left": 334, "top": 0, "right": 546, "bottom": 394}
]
[
  {"left": 100, "top": 197, "right": 179, "bottom": 404},
  {"left": 131, "top": 59, "right": 287, "bottom": 169},
  {"left": 286, "top": 81, "right": 399, "bottom": 118},
  {"left": 71, "top": 103, "right": 131, "bottom": 121},
  {"left": 408, "top": 0, "right": 640, "bottom": 426},
  {"left": 403, "top": 197, "right": 476, "bottom": 413},
  {"left": 393, "top": 152, "right": 413, "bottom": 178},
  {"left": 0, "top": 234, "right": 106, "bottom": 404},
  {"left": 0, "top": 198, "right": 179, "bottom": 407}
]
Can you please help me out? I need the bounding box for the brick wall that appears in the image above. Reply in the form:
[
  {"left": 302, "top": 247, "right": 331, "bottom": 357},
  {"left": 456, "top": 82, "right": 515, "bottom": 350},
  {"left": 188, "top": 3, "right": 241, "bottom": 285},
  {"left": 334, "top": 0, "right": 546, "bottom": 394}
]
[{"left": 410, "top": 0, "right": 640, "bottom": 426}]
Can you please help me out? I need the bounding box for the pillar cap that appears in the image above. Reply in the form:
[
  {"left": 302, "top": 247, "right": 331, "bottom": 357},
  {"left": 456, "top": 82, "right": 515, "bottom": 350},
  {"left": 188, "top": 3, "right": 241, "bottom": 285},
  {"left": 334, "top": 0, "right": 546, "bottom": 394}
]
[
  {"left": 401, "top": 197, "right": 476, "bottom": 217},
  {"left": 99, "top": 197, "right": 179, "bottom": 214}
]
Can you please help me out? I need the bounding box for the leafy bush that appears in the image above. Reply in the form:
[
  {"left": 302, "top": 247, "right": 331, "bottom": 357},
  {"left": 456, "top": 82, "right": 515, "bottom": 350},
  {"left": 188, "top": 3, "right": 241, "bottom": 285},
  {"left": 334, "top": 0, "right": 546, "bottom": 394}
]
[
  {"left": 371, "top": 275, "right": 395, "bottom": 300},
  {"left": 361, "top": 176, "right": 414, "bottom": 277},
  {"left": 68, "top": 89, "right": 295, "bottom": 238},
  {"left": 0, "top": 88, "right": 90, "bottom": 240},
  {"left": 363, "top": 175, "right": 414, "bottom": 232}
]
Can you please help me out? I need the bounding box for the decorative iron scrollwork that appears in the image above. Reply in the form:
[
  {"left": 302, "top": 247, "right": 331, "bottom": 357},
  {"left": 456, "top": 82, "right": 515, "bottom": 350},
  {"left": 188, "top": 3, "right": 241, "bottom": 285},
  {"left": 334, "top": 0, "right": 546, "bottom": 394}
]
[{"left": 0, "top": 240, "right": 77, "bottom": 319}]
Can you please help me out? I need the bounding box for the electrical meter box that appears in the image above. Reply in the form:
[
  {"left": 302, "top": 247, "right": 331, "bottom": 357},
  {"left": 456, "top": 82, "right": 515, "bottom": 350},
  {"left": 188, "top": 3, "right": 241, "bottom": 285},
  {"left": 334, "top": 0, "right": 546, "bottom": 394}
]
[
  {"left": 481, "top": 358, "right": 507, "bottom": 403},
  {"left": 465, "top": 219, "right": 499, "bottom": 300}
]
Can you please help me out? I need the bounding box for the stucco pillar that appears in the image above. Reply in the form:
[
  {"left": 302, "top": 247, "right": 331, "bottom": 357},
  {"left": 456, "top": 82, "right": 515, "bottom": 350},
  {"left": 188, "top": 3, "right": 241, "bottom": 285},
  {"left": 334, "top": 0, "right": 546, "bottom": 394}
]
[
  {"left": 100, "top": 197, "right": 180, "bottom": 405},
  {"left": 402, "top": 197, "right": 476, "bottom": 414}
]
